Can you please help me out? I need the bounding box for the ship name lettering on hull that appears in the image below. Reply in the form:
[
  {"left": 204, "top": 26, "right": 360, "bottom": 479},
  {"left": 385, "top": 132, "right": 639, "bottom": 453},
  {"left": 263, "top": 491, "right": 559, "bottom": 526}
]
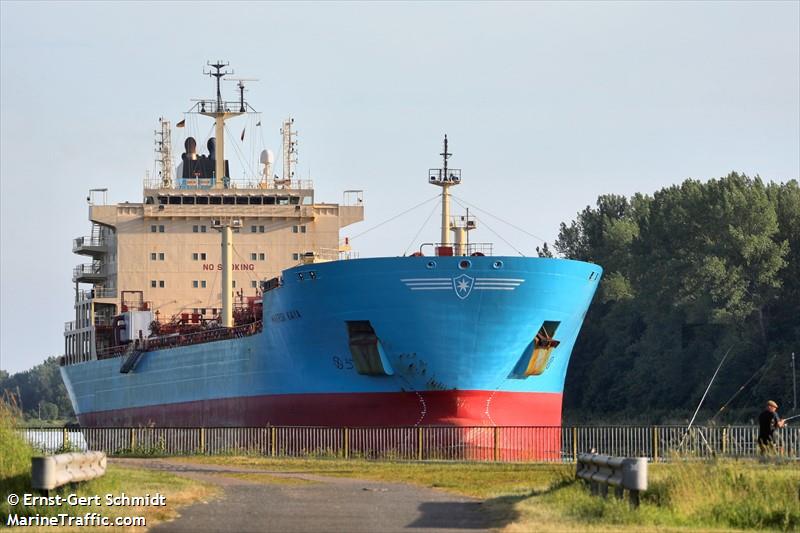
[{"left": 271, "top": 310, "right": 302, "bottom": 322}]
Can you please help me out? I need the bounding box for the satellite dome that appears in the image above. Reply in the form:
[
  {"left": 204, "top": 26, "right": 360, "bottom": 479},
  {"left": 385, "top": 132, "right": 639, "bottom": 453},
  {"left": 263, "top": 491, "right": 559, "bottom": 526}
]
[{"left": 260, "top": 149, "right": 275, "bottom": 164}]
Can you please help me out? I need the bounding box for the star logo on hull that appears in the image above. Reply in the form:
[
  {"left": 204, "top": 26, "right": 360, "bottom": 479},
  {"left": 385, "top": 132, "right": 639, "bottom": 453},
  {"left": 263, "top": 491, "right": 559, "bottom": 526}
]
[{"left": 452, "top": 274, "right": 475, "bottom": 300}]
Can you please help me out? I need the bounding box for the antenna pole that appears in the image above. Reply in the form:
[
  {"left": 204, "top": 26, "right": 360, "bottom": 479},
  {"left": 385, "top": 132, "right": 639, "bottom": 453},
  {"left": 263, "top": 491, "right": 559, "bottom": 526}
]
[
  {"left": 200, "top": 61, "right": 241, "bottom": 189},
  {"left": 440, "top": 135, "right": 451, "bottom": 246},
  {"left": 427, "top": 135, "right": 461, "bottom": 253},
  {"left": 281, "top": 118, "right": 298, "bottom": 184},
  {"left": 155, "top": 119, "right": 173, "bottom": 188}
]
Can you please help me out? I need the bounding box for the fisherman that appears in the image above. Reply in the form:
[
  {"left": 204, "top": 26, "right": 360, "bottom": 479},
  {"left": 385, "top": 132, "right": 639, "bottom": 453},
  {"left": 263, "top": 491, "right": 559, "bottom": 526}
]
[{"left": 757, "top": 400, "right": 785, "bottom": 455}]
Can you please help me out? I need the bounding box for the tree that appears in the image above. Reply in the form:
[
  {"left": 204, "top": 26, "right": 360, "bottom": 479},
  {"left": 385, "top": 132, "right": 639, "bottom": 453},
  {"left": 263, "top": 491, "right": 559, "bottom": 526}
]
[
  {"left": 560, "top": 174, "right": 796, "bottom": 423},
  {"left": 0, "top": 357, "right": 74, "bottom": 421}
]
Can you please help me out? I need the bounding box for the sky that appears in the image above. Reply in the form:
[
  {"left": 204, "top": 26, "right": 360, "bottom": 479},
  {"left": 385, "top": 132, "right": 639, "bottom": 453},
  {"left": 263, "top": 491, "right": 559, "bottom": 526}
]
[{"left": 1, "top": 1, "right": 798, "bottom": 374}]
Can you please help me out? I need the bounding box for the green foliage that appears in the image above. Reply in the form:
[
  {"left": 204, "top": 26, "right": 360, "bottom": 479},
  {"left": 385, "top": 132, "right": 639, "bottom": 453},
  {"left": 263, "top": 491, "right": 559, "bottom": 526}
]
[
  {"left": 0, "top": 395, "right": 35, "bottom": 519},
  {"left": 0, "top": 356, "right": 74, "bottom": 421},
  {"left": 513, "top": 460, "right": 799, "bottom": 531},
  {"left": 1, "top": 395, "right": 213, "bottom": 526},
  {"left": 558, "top": 173, "right": 798, "bottom": 423}
]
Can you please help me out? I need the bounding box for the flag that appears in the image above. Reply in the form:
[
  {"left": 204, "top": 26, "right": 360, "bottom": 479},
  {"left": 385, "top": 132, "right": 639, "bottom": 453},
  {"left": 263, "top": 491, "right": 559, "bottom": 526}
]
[
  {"left": 241, "top": 128, "right": 246, "bottom": 141},
  {"left": 176, "top": 119, "right": 185, "bottom": 128}
]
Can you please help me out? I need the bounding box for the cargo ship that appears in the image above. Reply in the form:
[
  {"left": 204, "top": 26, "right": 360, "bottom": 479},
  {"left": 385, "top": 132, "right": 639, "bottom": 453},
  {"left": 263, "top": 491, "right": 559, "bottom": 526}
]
[{"left": 60, "top": 63, "right": 602, "bottom": 430}]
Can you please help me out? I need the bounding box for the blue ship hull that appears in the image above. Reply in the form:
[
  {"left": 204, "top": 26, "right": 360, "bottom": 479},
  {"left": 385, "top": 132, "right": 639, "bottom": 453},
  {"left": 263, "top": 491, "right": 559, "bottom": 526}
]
[{"left": 61, "top": 256, "right": 601, "bottom": 427}]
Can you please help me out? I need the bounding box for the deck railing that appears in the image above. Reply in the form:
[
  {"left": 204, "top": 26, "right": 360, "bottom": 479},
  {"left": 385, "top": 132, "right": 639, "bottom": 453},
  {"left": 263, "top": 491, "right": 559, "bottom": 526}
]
[
  {"left": 19, "top": 425, "right": 800, "bottom": 462},
  {"left": 143, "top": 178, "right": 314, "bottom": 191}
]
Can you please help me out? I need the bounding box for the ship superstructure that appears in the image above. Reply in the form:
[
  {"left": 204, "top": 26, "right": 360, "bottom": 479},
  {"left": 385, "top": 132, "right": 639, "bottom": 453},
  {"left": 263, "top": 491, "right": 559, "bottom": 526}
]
[
  {"left": 61, "top": 64, "right": 602, "bottom": 437},
  {"left": 65, "top": 63, "right": 363, "bottom": 364}
]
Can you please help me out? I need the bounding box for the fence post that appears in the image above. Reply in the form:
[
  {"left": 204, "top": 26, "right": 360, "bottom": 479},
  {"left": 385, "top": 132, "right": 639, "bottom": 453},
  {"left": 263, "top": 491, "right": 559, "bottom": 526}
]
[
  {"left": 271, "top": 426, "right": 277, "bottom": 457},
  {"left": 418, "top": 427, "right": 423, "bottom": 461},
  {"left": 493, "top": 427, "right": 499, "bottom": 462},
  {"left": 62, "top": 428, "right": 69, "bottom": 450},
  {"left": 129, "top": 428, "right": 136, "bottom": 451},
  {"left": 572, "top": 427, "right": 578, "bottom": 462},
  {"left": 343, "top": 427, "right": 350, "bottom": 460},
  {"left": 652, "top": 426, "right": 658, "bottom": 462},
  {"left": 199, "top": 427, "right": 206, "bottom": 454},
  {"left": 722, "top": 426, "right": 728, "bottom": 456}
]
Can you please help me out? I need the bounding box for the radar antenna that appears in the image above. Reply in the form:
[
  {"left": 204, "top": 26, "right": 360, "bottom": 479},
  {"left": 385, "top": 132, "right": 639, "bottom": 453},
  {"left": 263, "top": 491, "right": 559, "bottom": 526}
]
[
  {"left": 204, "top": 61, "right": 232, "bottom": 113},
  {"left": 225, "top": 78, "right": 258, "bottom": 113}
]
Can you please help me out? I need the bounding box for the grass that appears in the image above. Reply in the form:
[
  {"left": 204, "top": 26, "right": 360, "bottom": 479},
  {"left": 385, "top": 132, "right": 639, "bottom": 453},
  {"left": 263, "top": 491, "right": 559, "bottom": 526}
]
[
  {"left": 1, "top": 396, "right": 216, "bottom": 531},
  {"left": 175, "top": 454, "right": 800, "bottom": 532},
  {"left": 207, "top": 471, "right": 316, "bottom": 485},
  {"left": 173, "top": 455, "right": 565, "bottom": 498}
]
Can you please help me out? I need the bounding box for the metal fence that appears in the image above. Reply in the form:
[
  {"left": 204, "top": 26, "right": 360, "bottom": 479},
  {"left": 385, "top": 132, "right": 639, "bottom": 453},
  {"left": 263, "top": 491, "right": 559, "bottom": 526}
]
[{"left": 20, "top": 425, "right": 800, "bottom": 462}]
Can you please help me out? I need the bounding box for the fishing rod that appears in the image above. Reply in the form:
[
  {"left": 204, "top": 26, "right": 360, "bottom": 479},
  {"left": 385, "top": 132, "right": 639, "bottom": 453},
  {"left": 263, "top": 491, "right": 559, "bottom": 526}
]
[
  {"left": 686, "top": 345, "right": 736, "bottom": 431},
  {"left": 783, "top": 414, "right": 800, "bottom": 423},
  {"left": 709, "top": 353, "right": 779, "bottom": 423},
  {"left": 679, "top": 344, "right": 737, "bottom": 451}
]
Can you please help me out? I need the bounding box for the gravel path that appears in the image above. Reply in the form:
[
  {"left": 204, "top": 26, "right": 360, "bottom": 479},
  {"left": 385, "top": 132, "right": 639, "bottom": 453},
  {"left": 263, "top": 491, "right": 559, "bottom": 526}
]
[{"left": 112, "top": 458, "right": 494, "bottom": 533}]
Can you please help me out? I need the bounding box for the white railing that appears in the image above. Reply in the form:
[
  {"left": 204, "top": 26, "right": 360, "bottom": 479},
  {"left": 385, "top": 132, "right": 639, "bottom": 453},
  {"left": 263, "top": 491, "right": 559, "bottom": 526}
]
[
  {"left": 73, "top": 263, "right": 106, "bottom": 279},
  {"left": 342, "top": 190, "right": 363, "bottom": 206},
  {"left": 143, "top": 178, "right": 314, "bottom": 191},
  {"left": 77, "top": 288, "right": 117, "bottom": 302},
  {"left": 73, "top": 236, "right": 106, "bottom": 250}
]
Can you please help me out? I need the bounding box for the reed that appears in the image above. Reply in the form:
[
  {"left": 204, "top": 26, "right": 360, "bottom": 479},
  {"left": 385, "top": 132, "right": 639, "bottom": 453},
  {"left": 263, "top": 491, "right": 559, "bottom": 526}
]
[{"left": 1, "top": 393, "right": 215, "bottom": 528}]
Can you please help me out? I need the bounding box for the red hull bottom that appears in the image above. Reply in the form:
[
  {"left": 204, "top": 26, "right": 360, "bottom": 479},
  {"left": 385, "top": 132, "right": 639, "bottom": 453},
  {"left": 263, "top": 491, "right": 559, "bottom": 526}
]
[{"left": 78, "top": 390, "right": 563, "bottom": 428}]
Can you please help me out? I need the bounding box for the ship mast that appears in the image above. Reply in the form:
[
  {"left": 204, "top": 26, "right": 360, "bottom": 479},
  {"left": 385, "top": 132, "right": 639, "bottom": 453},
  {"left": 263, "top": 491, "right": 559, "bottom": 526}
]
[
  {"left": 155, "top": 118, "right": 173, "bottom": 188},
  {"left": 199, "top": 61, "right": 244, "bottom": 188},
  {"left": 428, "top": 135, "right": 462, "bottom": 250},
  {"left": 280, "top": 118, "right": 298, "bottom": 185},
  {"left": 213, "top": 218, "right": 242, "bottom": 328}
]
